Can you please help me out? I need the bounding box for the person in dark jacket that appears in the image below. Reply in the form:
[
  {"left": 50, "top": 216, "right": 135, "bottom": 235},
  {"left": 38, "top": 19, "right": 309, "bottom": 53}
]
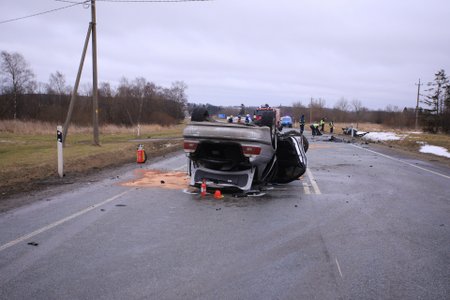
[{"left": 300, "top": 114, "right": 305, "bottom": 134}]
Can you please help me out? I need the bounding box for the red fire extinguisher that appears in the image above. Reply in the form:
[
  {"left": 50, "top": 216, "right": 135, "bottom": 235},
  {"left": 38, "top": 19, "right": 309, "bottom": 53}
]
[
  {"left": 200, "top": 179, "right": 207, "bottom": 197},
  {"left": 136, "top": 144, "right": 147, "bottom": 164}
]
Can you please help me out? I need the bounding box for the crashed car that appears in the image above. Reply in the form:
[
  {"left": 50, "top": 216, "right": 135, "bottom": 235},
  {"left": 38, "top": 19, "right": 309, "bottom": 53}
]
[
  {"left": 342, "top": 127, "right": 369, "bottom": 137},
  {"left": 183, "top": 107, "right": 308, "bottom": 192}
]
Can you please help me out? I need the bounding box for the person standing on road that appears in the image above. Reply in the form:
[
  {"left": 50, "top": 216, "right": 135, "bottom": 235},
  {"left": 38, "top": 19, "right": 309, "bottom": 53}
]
[
  {"left": 329, "top": 120, "right": 334, "bottom": 134},
  {"left": 320, "top": 118, "right": 325, "bottom": 132},
  {"left": 300, "top": 114, "right": 305, "bottom": 134}
]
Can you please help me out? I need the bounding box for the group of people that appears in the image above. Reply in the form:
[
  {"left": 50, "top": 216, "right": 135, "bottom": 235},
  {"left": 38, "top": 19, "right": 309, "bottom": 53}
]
[
  {"left": 228, "top": 114, "right": 252, "bottom": 124},
  {"left": 298, "top": 115, "right": 334, "bottom": 136},
  {"left": 226, "top": 113, "right": 334, "bottom": 136}
]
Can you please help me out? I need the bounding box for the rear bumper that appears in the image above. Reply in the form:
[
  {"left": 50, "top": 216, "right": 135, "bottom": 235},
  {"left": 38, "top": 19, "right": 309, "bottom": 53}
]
[{"left": 190, "top": 166, "right": 255, "bottom": 191}]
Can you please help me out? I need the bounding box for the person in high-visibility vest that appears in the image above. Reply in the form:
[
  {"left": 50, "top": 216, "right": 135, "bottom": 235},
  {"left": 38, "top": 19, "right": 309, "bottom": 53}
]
[
  {"left": 310, "top": 121, "right": 322, "bottom": 136},
  {"left": 319, "top": 118, "right": 325, "bottom": 132},
  {"left": 329, "top": 120, "right": 334, "bottom": 134}
]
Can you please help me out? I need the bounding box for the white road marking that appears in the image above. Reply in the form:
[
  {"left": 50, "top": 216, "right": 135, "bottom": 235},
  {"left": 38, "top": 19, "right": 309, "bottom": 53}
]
[
  {"left": 335, "top": 257, "right": 343, "bottom": 278},
  {"left": 0, "top": 190, "right": 131, "bottom": 253},
  {"left": 303, "top": 182, "right": 311, "bottom": 194},
  {"left": 306, "top": 168, "right": 322, "bottom": 194},
  {"left": 351, "top": 144, "right": 450, "bottom": 180},
  {"left": 174, "top": 164, "right": 187, "bottom": 171}
]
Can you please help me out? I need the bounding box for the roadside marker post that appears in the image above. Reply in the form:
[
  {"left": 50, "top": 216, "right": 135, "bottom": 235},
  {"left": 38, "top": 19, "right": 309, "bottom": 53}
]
[{"left": 57, "top": 125, "right": 64, "bottom": 178}]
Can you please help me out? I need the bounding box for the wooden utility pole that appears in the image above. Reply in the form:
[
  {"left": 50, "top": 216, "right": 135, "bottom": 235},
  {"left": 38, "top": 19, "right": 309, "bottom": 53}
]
[
  {"left": 415, "top": 79, "right": 422, "bottom": 130},
  {"left": 62, "top": 0, "right": 100, "bottom": 146},
  {"left": 91, "top": 0, "right": 100, "bottom": 145},
  {"left": 309, "top": 97, "right": 313, "bottom": 123},
  {"left": 63, "top": 23, "right": 92, "bottom": 145}
]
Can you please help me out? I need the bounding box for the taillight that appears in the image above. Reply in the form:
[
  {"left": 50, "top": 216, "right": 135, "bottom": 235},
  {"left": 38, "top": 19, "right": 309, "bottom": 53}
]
[
  {"left": 184, "top": 141, "right": 198, "bottom": 153},
  {"left": 242, "top": 145, "right": 261, "bottom": 157}
]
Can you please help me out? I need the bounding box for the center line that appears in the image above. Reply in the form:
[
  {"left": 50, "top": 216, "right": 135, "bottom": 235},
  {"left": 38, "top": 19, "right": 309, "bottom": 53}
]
[
  {"left": 0, "top": 190, "right": 131, "bottom": 253},
  {"left": 306, "top": 168, "right": 322, "bottom": 194},
  {"left": 174, "top": 164, "right": 187, "bottom": 171},
  {"left": 303, "top": 182, "right": 311, "bottom": 194}
]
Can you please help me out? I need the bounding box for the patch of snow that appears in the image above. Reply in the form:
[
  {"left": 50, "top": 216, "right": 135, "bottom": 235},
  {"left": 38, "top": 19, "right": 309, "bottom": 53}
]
[
  {"left": 419, "top": 145, "right": 450, "bottom": 158},
  {"left": 362, "top": 132, "right": 404, "bottom": 142},
  {"left": 407, "top": 131, "right": 423, "bottom": 134}
]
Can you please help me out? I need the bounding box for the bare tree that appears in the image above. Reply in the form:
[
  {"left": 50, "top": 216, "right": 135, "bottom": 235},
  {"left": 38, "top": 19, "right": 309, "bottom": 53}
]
[
  {"left": 351, "top": 99, "right": 363, "bottom": 128},
  {"left": 99, "top": 81, "right": 114, "bottom": 98},
  {"left": 309, "top": 98, "right": 326, "bottom": 122},
  {"left": 47, "top": 71, "right": 68, "bottom": 95},
  {"left": 0, "top": 50, "right": 36, "bottom": 119},
  {"left": 291, "top": 101, "right": 305, "bottom": 123},
  {"left": 169, "top": 81, "right": 188, "bottom": 106},
  {"left": 334, "top": 97, "right": 349, "bottom": 111},
  {"left": 332, "top": 97, "right": 350, "bottom": 122},
  {"left": 80, "top": 82, "right": 93, "bottom": 96}
]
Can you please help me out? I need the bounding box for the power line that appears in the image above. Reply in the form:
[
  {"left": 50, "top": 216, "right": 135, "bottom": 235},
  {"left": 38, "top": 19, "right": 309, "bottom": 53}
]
[
  {"left": 96, "top": 0, "right": 213, "bottom": 2},
  {"left": 55, "top": 0, "right": 89, "bottom": 4},
  {"left": 0, "top": 1, "right": 89, "bottom": 25},
  {"left": 0, "top": 0, "right": 213, "bottom": 25}
]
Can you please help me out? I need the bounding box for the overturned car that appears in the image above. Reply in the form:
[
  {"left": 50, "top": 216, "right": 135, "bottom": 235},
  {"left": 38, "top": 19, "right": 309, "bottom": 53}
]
[{"left": 183, "top": 107, "right": 308, "bottom": 192}]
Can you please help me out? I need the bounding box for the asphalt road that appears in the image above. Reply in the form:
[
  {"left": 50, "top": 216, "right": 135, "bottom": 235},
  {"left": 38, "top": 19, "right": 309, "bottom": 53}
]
[{"left": 0, "top": 132, "right": 449, "bottom": 299}]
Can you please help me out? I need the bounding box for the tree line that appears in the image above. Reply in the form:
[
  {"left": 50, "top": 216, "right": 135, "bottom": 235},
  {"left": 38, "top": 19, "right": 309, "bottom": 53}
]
[
  {"left": 190, "top": 70, "right": 450, "bottom": 133},
  {"left": 191, "top": 101, "right": 417, "bottom": 129},
  {"left": 0, "top": 50, "right": 186, "bottom": 126}
]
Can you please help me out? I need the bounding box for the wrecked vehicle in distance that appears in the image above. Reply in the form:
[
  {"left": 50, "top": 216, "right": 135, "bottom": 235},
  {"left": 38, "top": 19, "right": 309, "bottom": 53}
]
[{"left": 183, "top": 107, "right": 308, "bottom": 193}]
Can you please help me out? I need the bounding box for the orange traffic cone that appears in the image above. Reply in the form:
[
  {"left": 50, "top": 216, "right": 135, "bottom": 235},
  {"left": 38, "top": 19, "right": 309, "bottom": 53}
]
[{"left": 214, "top": 189, "right": 223, "bottom": 199}]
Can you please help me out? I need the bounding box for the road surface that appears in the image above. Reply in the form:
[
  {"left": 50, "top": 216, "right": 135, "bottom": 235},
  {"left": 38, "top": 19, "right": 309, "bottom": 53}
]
[{"left": 0, "top": 132, "right": 449, "bottom": 299}]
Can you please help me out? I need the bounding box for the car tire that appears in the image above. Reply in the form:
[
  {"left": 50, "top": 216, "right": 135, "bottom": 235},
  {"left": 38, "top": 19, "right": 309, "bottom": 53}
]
[
  {"left": 191, "top": 107, "right": 210, "bottom": 122},
  {"left": 302, "top": 135, "right": 309, "bottom": 152}
]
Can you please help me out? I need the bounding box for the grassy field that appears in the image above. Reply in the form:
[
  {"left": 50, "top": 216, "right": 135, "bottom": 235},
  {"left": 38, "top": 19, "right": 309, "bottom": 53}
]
[{"left": 0, "top": 120, "right": 184, "bottom": 197}]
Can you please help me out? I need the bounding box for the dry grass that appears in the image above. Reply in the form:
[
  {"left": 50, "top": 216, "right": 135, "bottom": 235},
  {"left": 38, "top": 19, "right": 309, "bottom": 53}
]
[
  {"left": 392, "top": 132, "right": 450, "bottom": 153},
  {"left": 0, "top": 120, "right": 185, "bottom": 198},
  {"left": 333, "top": 122, "right": 401, "bottom": 132},
  {"left": 0, "top": 120, "right": 184, "bottom": 136}
]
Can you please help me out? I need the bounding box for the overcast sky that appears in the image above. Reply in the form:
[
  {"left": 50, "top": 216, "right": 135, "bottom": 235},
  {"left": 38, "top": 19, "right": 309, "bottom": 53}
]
[{"left": 1, "top": 0, "right": 449, "bottom": 109}]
